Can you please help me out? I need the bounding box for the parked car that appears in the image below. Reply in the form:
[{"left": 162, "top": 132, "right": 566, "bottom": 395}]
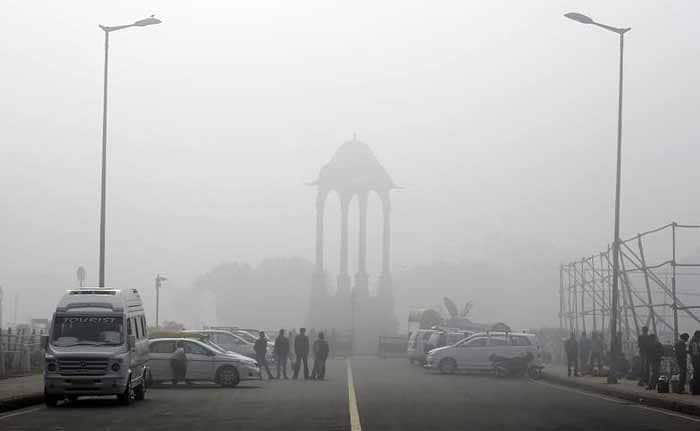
[
  {"left": 425, "top": 332, "right": 542, "bottom": 374},
  {"left": 182, "top": 329, "right": 275, "bottom": 364},
  {"left": 425, "top": 329, "right": 474, "bottom": 352},
  {"left": 407, "top": 329, "right": 441, "bottom": 364},
  {"left": 147, "top": 337, "right": 259, "bottom": 387}
]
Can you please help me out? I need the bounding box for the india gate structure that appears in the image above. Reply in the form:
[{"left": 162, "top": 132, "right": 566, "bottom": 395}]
[{"left": 307, "top": 138, "right": 398, "bottom": 349}]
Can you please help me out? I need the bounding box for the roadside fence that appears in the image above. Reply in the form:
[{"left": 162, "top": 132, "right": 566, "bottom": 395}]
[
  {"left": 377, "top": 335, "right": 408, "bottom": 359},
  {"left": 0, "top": 327, "right": 46, "bottom": 377}
]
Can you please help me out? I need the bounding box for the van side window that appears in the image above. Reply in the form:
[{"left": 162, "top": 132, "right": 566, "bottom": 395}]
[
  {"left": 134, "top": 318, "right": 141, "bottom": 339},
  {"left": 141, "top": 316, "right": 148, "bottom": 338}
]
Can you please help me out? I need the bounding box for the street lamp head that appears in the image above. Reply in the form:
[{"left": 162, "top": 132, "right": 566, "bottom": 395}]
[
  {"left": 564, "top": 12, "right": 595, "bottom": 25},
  {"left": 133, "top": 15, "right": 162, "bottom": 27}
]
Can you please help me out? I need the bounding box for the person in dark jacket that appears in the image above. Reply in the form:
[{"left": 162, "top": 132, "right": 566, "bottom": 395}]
[
  {"left": 638, "top": 326, "right": 651, "bottom": 386},
  {"left": 675, "top": 333, "right": 690, "bottom": 393},
  {"left": 255, "top": 331, "right": 274, "bottom": 379},
  {"left": 171, "top": 341, "right": 187, "bottom": 385},
  {"left": 311, "top": 332, "right": 330, "bottom": 380},
  {"left": 274, "top": 329, "right": 290, "bottom": 379},
  {"left": 565, "top": 332, "right": 578, "bottom": 377},
  {"left": 689, "top": 331, "right": 700, "bottom": 394},
  {"left": 648, "top": 334, "right": 664, "bottom": 390},
  {"left": 293, "top": 328, "right": 310, "bottom": 380}
]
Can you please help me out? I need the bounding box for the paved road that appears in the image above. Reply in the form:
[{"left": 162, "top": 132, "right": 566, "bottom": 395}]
[{"left": 2, "top": 358, "right": 700, "bottom": 430}]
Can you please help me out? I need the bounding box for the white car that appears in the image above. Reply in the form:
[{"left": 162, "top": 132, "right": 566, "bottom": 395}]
[
  {"left": 184, "top": 329, "right": 275, "bottom": 364},
  {"left": 425, "top": 332, "right": 542, "bottom": 374},
  {"left": 148, "top": 338, "right": 260, "bottom": 387}
]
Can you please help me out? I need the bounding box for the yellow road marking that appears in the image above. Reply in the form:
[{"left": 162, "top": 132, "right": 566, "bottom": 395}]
[{"left": 346, "top": 359, "right": 362, "bottom": 431}]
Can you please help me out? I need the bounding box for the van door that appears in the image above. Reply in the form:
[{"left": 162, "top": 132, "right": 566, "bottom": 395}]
[
  {"left": 184, "top": 341, "right": 214, "bottom": 381},
  {"left": 148, "top": 340, "right": 176, "bottom": 382}
]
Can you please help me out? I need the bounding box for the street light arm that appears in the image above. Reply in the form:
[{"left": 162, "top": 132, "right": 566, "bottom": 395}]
[
  {"left": 99, "top": 24, "right": 135, "bottom": 33},
  {"left": 592, "top": 21, "right": 631, "bottom": 35}
]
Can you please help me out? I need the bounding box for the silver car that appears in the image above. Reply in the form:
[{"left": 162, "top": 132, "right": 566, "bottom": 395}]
[{"left": 148, "top": 338, "right": 260, "bottom": 387}]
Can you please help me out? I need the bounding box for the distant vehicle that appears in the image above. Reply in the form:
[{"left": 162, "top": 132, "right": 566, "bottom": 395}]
[
  {"left": 43, "top": 288, "right": 150, "bottom": 406},
  {"left": 148, "top": 337, "right": 259, "bottom": 387},
  {"left": 407, "top": 329, "right": 441, "bottom": 364},
  {"left": 425, "top": 332, "right": 543, "bottom": 374},
  {"left": 182, "top": 329, "right": 274, "bottom": 363}
]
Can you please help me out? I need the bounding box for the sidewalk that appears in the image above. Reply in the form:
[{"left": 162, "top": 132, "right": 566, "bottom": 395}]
[
  {"left": 543, "top": 364, "right": 700, "bottom": 417},
  {"left": 0, "top": 374, "right": 43, "bottom": 412}
]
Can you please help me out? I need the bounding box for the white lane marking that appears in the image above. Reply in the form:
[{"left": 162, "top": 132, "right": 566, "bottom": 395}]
[
  {"left": 0, "top": 406, "right": 43, "bottom": 421},
  {"left": 346, "top": 359, "right": 362, "bottom": 431},
  {"left": 532, "top": 380, "right": 700, "bottom": 423}
]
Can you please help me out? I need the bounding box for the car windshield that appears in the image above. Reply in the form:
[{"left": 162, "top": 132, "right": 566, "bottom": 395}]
[{"left": 51, "top": 316, "right": 123, "bottom": 347}]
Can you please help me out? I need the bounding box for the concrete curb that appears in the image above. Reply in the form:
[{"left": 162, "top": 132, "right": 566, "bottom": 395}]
[
  {"left": 542, "top": 372, "right": 700, "bottom": 417},
  {"left": 0, "top": 392, "right": 43, "bottom": 414}
]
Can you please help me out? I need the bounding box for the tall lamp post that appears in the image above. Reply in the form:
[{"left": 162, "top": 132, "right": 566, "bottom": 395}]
[
  {"left": 98, "top": 16, "right": 162, "bottom": 287},
  {"left": 564, "top": 12, "right": 630, "bottom": 384},
  {"left": 155, "top": 274, "right": 167, "bottom": 329}
]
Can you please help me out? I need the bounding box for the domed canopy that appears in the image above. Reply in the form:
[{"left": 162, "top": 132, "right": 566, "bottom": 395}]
[{"left": 310, "top": 139, "right": 396, "bottom": 193}]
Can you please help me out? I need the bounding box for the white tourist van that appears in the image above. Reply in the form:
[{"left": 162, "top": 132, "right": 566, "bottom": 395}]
[{"left": 43, "top": 288, "right": 150, "bottom": 406}]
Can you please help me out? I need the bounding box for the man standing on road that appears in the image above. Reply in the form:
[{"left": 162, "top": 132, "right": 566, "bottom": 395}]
[
  {"left": 255, "top": 331, "right": 274, "bottom": 379},
  {"left": 565, "top": 332, "right": 578, "bottom": 377},
  {"left": 689, "top": 331, "right": 700, "bottom": 394},
  {"left": 311, "top": 332, "right": 330, "bottom": 380},
  {"left": 578, "top": 331, "right": 592, "bottom": 374},
  {"left": 638, "top": 326, "right": 651, "bottom": 386},
  {"left": 590, "top": 332, "right": 604, "bottom": 372},
  {"left": 171, "top": 341, "right": 187, "bottom": 385},
  {"left": 675, "top": 333, "right": 690, "bottom": 393},
  {"left": 648, "top": 334, "right": 664, "bottom": 390},
  {"left": 274, "top": 329, "right": 290, "bottom": 379},
  {"left": 293, "top": 327, "right": 310, "bottom": 380}
]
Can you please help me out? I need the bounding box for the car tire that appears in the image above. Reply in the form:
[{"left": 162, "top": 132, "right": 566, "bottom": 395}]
[
  {"left": 117, "top": 380, "right": 133, "bottom": 406},
  {"left": 217, "top": 366, "right": 240, "bottom": 388},
  {"left": 439, "top": 358, "right": 457, "bottom": 375},
  {"left": 44, "top": 390, "right": 59, "bottom": 408}
]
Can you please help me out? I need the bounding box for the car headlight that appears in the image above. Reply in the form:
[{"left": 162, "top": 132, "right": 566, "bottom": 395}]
[
  {"left": 111, "top": 363, "right": 121, "bottom": 372},
  {"left": 47, "top": 362, "right": 57, "bottom": 372}
]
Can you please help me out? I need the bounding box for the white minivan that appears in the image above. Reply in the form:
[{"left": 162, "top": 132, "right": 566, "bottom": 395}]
[
  {"left": 43, "top": 288, "right": 150, "bottom": 406},
  {"left": 425, "top": 332, "right": 542, "bottom": 374}
]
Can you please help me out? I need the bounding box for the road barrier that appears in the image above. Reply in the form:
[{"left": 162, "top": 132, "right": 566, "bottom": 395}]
[
  {"left": 0, "top": 327, "right": 45, "bottom": 377},
  {"left": 377, "top": 336, "right": 407, "bottom": 359}
]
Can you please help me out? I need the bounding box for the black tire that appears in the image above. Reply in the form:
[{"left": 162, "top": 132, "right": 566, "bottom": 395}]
[
  {"left": 67, "top": 395, "right": 78, "bottom": 402},
  {"left": 217, "top": 366, "right": 240, "bottom": 388},
  {"left": 44, "top": 390, "right": 59, "bottom": 408},
  {"left": 117, "top": 380, "right": 133, "bottom": 406},
  {"left": 439, "top": 358, "right": 457, "bottom": 375}
]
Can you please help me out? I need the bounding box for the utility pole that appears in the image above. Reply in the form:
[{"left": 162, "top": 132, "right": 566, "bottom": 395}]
[{"left": 155, "top": 274, "right": 167, "bottom": 329}]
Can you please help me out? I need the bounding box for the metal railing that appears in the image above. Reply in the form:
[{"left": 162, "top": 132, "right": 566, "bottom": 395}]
[{"left": 0, "top": 327, "right": 46, "bottom": 377}]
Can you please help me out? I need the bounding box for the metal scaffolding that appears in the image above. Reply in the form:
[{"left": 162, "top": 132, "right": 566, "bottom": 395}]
[{"left": 559, "top": 222, "right": 700, "bottom": 355}]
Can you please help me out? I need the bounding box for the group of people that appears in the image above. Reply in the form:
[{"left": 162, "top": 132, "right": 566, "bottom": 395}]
[
  {"left": 635, "top": 326, "right": 667, "bottom": 390},
  {"left": 254, "top": 328, "right": 330, "bottom": 380},
  {"left": 563, "top": 330, "right": 605, "bottom": 377},
  {"left": 669, "top": 329, "right": 700, "bottom": 394}
]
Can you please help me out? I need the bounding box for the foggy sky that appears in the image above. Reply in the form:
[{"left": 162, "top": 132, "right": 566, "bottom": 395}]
[{"left": 2, "top": 1, "right": 700, "bottom": 328}]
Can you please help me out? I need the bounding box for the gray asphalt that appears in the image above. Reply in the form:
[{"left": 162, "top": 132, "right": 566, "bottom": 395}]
[{"left": 2, "top": 358, "right": 699, "bottom": 430}]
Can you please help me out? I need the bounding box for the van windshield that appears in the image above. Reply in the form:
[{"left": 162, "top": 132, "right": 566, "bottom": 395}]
[{"left": 51, "top": 316, "right": 124, "bottom": 347}]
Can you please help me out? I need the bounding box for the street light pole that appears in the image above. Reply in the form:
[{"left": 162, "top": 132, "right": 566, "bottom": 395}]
[
  {"left": 564, "top": 12, "right": 630, "bottom": 384},
  {"left": 97, "top": 16, "right": 162, "bottom": 288},
  {"left": 155, "top": 274, "right": 167, "bottom": 329}
]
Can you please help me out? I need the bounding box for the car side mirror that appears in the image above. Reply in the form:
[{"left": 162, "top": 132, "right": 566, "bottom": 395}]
[
  {"left": 127, "top": 335, "right": 136, "bottom": 351},
  {"left": 41, "top": 335, "right": 49, "bottom": 350}
]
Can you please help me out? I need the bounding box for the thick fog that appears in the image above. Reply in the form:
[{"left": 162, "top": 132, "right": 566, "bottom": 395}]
[{"left": 2, "top": 1, "right": 699, "bottom": 330}]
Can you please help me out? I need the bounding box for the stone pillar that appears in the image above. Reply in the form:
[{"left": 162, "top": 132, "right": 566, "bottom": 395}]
[
  {"left": 314, "top": 190, "right": 327, "bottom": 273},
  {"left": 337, "top": 193, "right": 352, "bottom": 296},
  {"left": 378, "top": 191, "right": 396, "bottom": 335},
  {"left": 379, "top": 191, "right": 392, "bottom": 284},
  {"left": 309, "top": 190, "right": 328, "bottom": 329},
  {"left": 354, "top": 191, "right": 369, "bottom": 297}
]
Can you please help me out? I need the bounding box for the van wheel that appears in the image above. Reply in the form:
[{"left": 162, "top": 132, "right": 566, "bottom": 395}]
[
  {"left": 439, "top": 358, "right": 457, "bottom": 374},
  {"left": 217, "top": 366, "right": 240, "bottom": 388},
  {"left": 44, "top": 390, "right": 59, "bottom": 407},
  {"left": 118, "top": 381, "right": 133, "bottom": 406}
]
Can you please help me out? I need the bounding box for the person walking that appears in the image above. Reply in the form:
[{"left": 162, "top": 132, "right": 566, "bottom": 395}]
[
  {"left": 637, "top": 326, "right": 651, "bottom": 386},
  {"left": 648, "top": 334, "right": 664, "bottom": 390},
  {"left": 689, "top": 331, "right": 700, "bottom": 395},
  {"left": 311, "top": 332, "right": 330, "bottom": 380},
  {"left": 171, "top": 340, "right": 187, "bottom": 385},
  {"left": 565, "top": 332, "right": 578, "bottom": 377},
  {"left": 274, "top": 329, "right": 290, "bottom": 379},
  {"left": 579, "top": 331, "right": 592, "bottom": 374},
  {"left": 255, "top": 331, "right": 274, "bottom": 379},
  {"left": 590, "top": 332, "right": 604, "bottom": 371},
  {"left": 293, "top": 328, "right": 310, "bottom": 380},
  {"left": 675, "top": 333, "right": 690, "bottom": 393}
]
